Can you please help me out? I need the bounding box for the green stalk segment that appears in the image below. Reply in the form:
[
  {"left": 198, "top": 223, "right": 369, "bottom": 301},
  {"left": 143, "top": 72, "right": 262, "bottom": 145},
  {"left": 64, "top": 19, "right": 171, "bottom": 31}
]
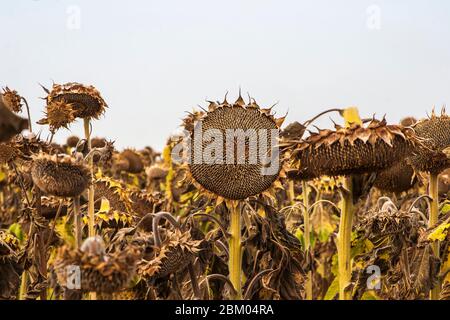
[
  {"left": 83, "top": 118, "right": 95, "bottom": 237},
  {"left": 429, "top": 173, "right": 440, "bottom": 300},
  {"left": 338, "top": 177, "right": 354, "bottom": 300},
  {"left": 302, "top": 180, "right": 313, "bottom": 300},
  {"left": 228, "top": 201, "right": 242, "bottom": 299}
]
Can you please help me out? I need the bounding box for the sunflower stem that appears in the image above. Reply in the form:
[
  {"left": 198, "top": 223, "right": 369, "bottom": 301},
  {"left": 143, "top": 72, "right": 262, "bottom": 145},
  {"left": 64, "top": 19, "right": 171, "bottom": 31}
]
[
  {"left": 19, "top": 270, "right": 28, "bottom": 300},
  {"left": 21, "top": 97, "right": 32, "bottom": 132},
  {"left": 429, "top": 173, "right": 441, "bottom": 300},
  {"left": 73, "top": 196, "right": 82, "bottom": 249},
  {"left": 338, "top": 176, "right": 354, "bottom": 300},
  {"left": 302, "top": 180, "right": 313, "bottom": 300},
  {"left": 83, "top": 118, "right": 95, "bottom": 238},
  {"left": 228, "top": 200, "right": 242, "bottom": 299}
]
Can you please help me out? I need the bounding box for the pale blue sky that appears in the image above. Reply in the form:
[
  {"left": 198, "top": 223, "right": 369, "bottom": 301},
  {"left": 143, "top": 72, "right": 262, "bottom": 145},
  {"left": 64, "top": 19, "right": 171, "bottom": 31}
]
[{"left": 1, "top": 0, "right": 450, "bottom": 150}]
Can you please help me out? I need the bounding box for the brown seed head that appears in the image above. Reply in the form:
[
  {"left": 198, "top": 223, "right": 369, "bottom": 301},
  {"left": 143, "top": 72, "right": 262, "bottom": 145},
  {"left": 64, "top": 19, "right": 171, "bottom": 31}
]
[
  {"left": 138, "top": 229, "right": 201, "bottom": 279},
  {"left": 373, "top": 160, "right": 417, "bottom": 193},
  {"left": 66, "top": 135, "right": 80, "bottom": 148},
  {"left": 409, "top": 110, "right": 450, "bottom": 174},
  {"left": 44, "top": 82, "right": 107, "bottom": 120},
  {"left": 1, "top": 87, "right": 22, "bottom": 113},
  {"left": 31, "top": 153, "right": 91, "bottom": 197},
  {"left": 184, "top": 95, "right": 283, "bottom": 200},
  {"left": 54, "top": 242, "right": 141, "bottom": 294},
  {"left": 288, "top": 118, "right": 420, "bottom": 180},
  {"left": 119, "top": 149, "right": 144, "bottom": 173},
  {"left": 37, "top": 100, "right": 76, "bottom": 133}
]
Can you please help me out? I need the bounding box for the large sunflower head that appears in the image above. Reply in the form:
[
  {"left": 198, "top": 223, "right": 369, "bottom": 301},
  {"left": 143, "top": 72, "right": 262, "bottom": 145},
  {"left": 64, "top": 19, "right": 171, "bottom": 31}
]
[
  {"left": 31, "top": 153, "right": 91, "bottom": 197},
  {"left": 43, "top": 82, "right": 107, "bottom": 120},
  {"left": 1, "top": 87, "right": 22, "bottom": 113},
  {"left": 37, "top": 100, "right": 76, "bottom": 133},
  {"left": 286, "top": 118, "right": 421, "bottom": 180},
  {"left": 182, "top": 94, "right": 285, "bottom": 200}
]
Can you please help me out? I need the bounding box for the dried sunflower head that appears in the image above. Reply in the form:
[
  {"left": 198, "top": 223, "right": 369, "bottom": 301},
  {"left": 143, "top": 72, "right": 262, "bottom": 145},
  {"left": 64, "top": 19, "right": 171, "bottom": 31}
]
[
  {"left": 54, "top": 238, "right": 141, "bottom": 294},
  {"left": 129, "top": 190, "right": 164, "bottom": 216},
  {"left": 31, "top": 153, "right": 91, "bottom": 197},
  {"left": 91, "top": 137, "right": 106, "bottom": 148},
  {"left": 0, "top": 230, "right": 22, "bottom": 299},
  {"left": 183, "top": 94, "right": 285, "bottom": 200},
  {"left": 0, "top": 143, "right": 18, "bottom": 165},
  {"left": 37, "top": 100, "right": 75, "bottom": 133},
  {"left": 0, "top": 99, "right": 28, "bottom": 143},
  {"left": 94, "top": 177, "right": 131, "bottom": 213},
  {"left": 138, "top": 229, "right": 202, "bottom": 279},
  {"left": 118, "top": 149, "right": 144, "bottom": 174},
  {"left": 373, "top": 160, "right": 417, "bottom": 193},
  {"left": 43, "top": 82, "right": 107, "bottom": 120},
  {"left": 409, "top": 110, "right": 450, "bottom": 174},
  {"left": 287, "top": 118, "right": 421, "bottom": 180},
  {"left": 40, "top": 196, "right": 69, "bottom": 219},
  {"left": 1, "top": 87, "right": 22, "bottom": 113},
  {"left": 66, "top": 136, "right": 80, "bottom": 148}
]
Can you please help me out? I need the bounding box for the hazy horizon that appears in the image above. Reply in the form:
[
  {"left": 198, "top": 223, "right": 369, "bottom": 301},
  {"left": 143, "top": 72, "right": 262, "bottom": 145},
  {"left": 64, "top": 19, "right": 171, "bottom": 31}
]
[{"left": 2, "top": 0, "right": 450, "bottom": 151}]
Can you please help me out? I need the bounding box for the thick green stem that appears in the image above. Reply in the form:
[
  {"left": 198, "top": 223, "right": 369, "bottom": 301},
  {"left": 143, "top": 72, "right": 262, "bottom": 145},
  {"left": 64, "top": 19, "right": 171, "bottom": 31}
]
[
  {"left": 338, "top": 177, "right": 354, "bottom": 300},
  {"left": 83, "top": 118, "right": 95, "bottom": 237},
  {"left": 228, "top": 201, "right": 242, "bottom": 299},
  {"left": 19, "top": 270, "right": 28, "bottom": 300},
  {"left": 73, "top": 196, "right": 82, "bottom": 249},
  {"left": 302, "top": 180, "right": 313, "bottom": 300},
  {"left": 429, "top": 173, "right": 440, "bottom": 300}
]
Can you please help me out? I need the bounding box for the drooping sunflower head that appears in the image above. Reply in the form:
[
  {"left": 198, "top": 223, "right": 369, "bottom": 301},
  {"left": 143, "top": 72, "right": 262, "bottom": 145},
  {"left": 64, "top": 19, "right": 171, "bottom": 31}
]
[
  {"left": 117, "top": 149, "right": 144, "bottom": 174},
  {"left": 37, "top": 100, "right": 76, "bottom": 133},
  {"left": 183, "top": 94, "right": 285, "bottom": 200},
  {"left": 137, "top": 229, "right": 202, "bottom": 279},
  {"left": 409, "top": 109, "right": 450, "bottom": 174},
  {"left": 31, "top": 153, "right": 91, "bottom": 197},
  {"left": 43, "top": 82, "right": 107, "bottom": 120},
  {"left": 1, "top": 87, "right": 22, "bottom": 113},
  {"left": 373, "top": 159, "right": 417, "bottom": 193},
  {"left": 0, "top": 143, "right": 18, "bottom": 165},
  {"left": 66, "top": 135, "right": 80, "bottom": 148},
  {"left": 54, "top": 238, "right": 141, "bottom": 294},
  {"left": 287, "top": 117, "right": 421, "bottom": 180}
]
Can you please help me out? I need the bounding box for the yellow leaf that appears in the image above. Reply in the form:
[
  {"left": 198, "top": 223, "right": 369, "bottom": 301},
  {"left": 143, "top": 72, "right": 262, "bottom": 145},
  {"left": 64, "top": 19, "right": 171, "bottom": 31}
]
[
  {"left": 97, "top": 213, "right": 109, "bottom": 222},
  {"left": 324, "top": 277, "right": 339, "bottom": 300},
  {"left": 428, "top": 222, "right": 450, "bottom": 242},
  {"left": 257, "top": 207, "right": 266, "bottom": 218},
  {"left": 98, "top": 198, "right": 110, "bottom": 213},
  {"left": 113, "top": 211, "right": 120, "bottom": 223},
  {"left": 442, "top": 201, "right": 450, "bottom": 214},
  {"left": 341, "top": 107, "right": 362, "bottom": 126},
  {"left": 361, "top": 290, "right": 380, "bottom": 300}
]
